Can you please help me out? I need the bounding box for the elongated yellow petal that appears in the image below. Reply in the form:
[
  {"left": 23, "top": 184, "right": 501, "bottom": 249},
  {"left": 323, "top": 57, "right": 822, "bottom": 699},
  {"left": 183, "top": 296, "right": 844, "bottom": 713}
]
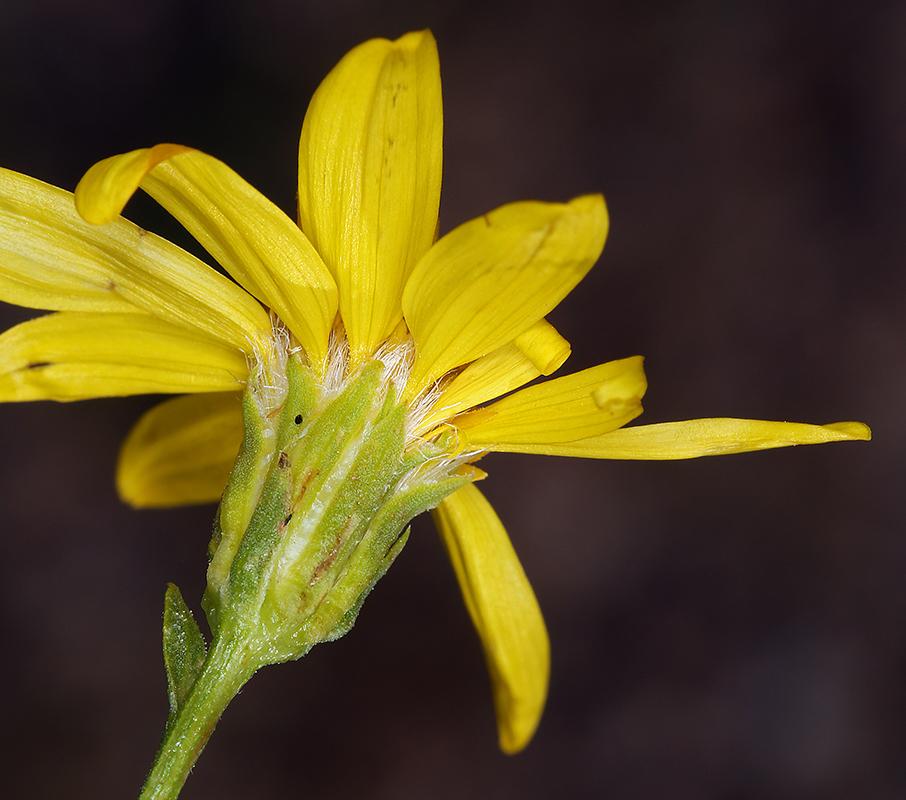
[
  {"left": 74, "top": 147, "right": 338, "bottom": 367},
  {"left": 416, "top": 319, "right": 571, "bottom": 434},
  {"left": 490, "top": 418, "right": 872, "bottom": 458},
  {"left": 298, "top": 30, "right": 443, "bottom": 365},
  {"left": 0, "top": 312, "right": 247, "bottom": 401},
  {"left": 460, "top": 357, "right": 646, "bottom": 448},
  {"left": 431, "top": 484, "right": 549, "bottom": 754},
  {"left": 417, "top": 344, "right": 539, "bottom": 435},
  {"left": 117, "top": 392, "right": 244, "bottom": 507},
  {"left": 0, "top": 167, "right": 270, "bottom": 351},
  {"left": 404, "top": 195, "right": 608, "bottom": 396}
]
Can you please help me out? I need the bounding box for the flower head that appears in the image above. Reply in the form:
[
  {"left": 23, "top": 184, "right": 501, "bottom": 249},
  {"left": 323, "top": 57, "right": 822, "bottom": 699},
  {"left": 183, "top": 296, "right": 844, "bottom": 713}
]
[{"left": 0, "top": 30, "right": 869, "bottom": 754}]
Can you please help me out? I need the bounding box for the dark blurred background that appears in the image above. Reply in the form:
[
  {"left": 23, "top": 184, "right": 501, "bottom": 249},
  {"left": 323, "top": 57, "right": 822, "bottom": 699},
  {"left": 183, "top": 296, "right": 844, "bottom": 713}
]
[{"left": 0, "top": 1, "right": 900, "bottom": 798}]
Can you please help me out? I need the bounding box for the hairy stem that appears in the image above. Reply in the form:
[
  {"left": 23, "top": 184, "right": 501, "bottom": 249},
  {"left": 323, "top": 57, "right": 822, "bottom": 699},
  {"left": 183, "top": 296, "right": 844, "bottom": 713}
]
[{"left": 137, "top": 627, "right": 257, "bottom": 800}]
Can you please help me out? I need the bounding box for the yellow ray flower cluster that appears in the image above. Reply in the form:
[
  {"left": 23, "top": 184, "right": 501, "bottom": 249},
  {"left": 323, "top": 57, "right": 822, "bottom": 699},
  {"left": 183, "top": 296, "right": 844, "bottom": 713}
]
[{"left": 0, "top": 30, "right": 869, "bottom": 757}]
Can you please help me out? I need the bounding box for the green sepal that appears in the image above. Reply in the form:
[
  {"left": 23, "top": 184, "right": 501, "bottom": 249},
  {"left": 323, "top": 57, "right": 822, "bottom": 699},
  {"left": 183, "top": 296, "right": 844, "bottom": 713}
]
[
  {"left": 162, "top": 583, "right": 207, "bottom": 715},
  {"left": 362, "top": 470, "right": 474, "bottom": 567},
  {"left": 299, "top": 471, "right": 472, "bottom": 649},
  {"left": 205, "top": 354, "right": 316, "bottom": 631},
  {"left": 282, "top": 362, "right": 382, "bottom": 502},
  {"left": 204, "top": 389, "right": 272, "bottom": 631},
  {"left": 321, "top": 526, "right": 411, "bottom": 644},
  {"left": 273, "top": 353, "right": 318, "bottom": 454},
  {"left": 211, "top": 389, "right": 270, "bottom": 561},
  {"left": 267, "top": 384, "right": 407, "bottom": 620},
  {"left": 225, "top": 363, "right": 382, "bottom": 621}
]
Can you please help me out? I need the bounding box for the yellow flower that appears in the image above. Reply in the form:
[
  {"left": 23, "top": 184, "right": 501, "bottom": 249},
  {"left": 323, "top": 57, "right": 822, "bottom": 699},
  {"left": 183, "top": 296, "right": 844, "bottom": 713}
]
[{"left": 0, "top": 30, "right": 869, "bottom": 755}]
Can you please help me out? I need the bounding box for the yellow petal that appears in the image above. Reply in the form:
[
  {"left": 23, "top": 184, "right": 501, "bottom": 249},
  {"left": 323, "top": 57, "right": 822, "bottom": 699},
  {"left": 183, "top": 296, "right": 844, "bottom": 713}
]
[
  {"left": 0, "top": 167, "right": 270, "bottom": 351},
  {"left": 415, "top": 319, "right": 570, "bottom": 434},
  {"left": 75, "top": 147, "right": 338, "bottom": 366},
  {"left": 73, "top": 144, "right": 192, "bottom": 224},
  {"left": 461, "top": 357, "right": 646, "bottom": 448},
  {"left": 404, "top": 194, "right": 608, "bottom": 396},
  {"left": 431, "top": 484, "right": 549, "bottom": 753},
  {"left": 492, "top": 418, "right": 872, "bottom": 458},
  {"left": 117, "top": 392, "right": 244, "bottom": 508},
  {"left": 298, "top": 30, "right": 443, "bottom": 365},
  {"left": 0, "top": 312, "right": 247, "bottom": 401},
  {"left": 512, "top": 318, "right": 571, "bottom": 375}
]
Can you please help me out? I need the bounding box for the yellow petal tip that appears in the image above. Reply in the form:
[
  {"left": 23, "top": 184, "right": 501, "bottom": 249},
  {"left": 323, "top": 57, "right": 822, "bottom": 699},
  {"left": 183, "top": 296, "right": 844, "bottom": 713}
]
[
  {"left": 393, "top": 28, "right": 435, "bottom": 50},
  {"left": 824, "top": 421, "right": 872, "bottom": 441},
  {"left": 498, "top": 708, "right": 544, "bottom": 754},
  {"left": 74, "top": 144, "right": 192, "bottom": 226}
]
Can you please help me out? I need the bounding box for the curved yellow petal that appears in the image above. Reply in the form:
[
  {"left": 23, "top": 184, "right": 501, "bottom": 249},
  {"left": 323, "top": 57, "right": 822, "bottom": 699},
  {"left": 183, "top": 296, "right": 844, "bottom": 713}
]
[
  {"left": 0, "top": 167, "right": 270, "bottom": 351},
  {"left": 491, "top": 418, "right": 872, "bottom": 458},
  {"left": 512, "top": 318, "right": 571, "bottom": 375},
  {"left": 404, "top": 194, "right": 608, "bottom": 397},
  {"left": 117, "top": 392, "right": 244, "bottom": 508},
  {"left": 73, "top": 143, "right": 191, "bottom": 225},
  {"left": 298, "top": 30, "right": 443, "bottom": 365},
  {"left": 75, "top": 147, "right": 338, "bottom": 367},
  {"left": 431, "top": 484, "right": 549, "bottom": 754},
  {"left": 0, "top": 312, "right": 247, "bottom": 401},
  {"left": 460, "top": 357, "right": 646, "bottom": 448},
  {"left": 416, "top": 319, "right": 570, "bottom": 434}
]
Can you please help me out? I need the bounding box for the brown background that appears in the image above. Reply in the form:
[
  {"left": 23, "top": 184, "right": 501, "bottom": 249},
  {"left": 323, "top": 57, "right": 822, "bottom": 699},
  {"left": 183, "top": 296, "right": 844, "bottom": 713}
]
[{"left": 0, "top": 1, "right": 901, "bottom": 798}]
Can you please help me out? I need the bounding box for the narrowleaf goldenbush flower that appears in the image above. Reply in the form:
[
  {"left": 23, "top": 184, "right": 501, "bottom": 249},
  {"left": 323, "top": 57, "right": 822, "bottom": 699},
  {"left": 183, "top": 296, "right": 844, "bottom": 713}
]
[{"left": 0, "top": 29, "right": 869, "bottom": 800}]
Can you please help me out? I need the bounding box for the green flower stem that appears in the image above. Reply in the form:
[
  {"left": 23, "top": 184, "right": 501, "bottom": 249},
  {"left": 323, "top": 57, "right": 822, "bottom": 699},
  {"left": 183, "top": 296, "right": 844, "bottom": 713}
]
[{"left": 138, "top": 625, "right": 258, "bottom": 800}]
